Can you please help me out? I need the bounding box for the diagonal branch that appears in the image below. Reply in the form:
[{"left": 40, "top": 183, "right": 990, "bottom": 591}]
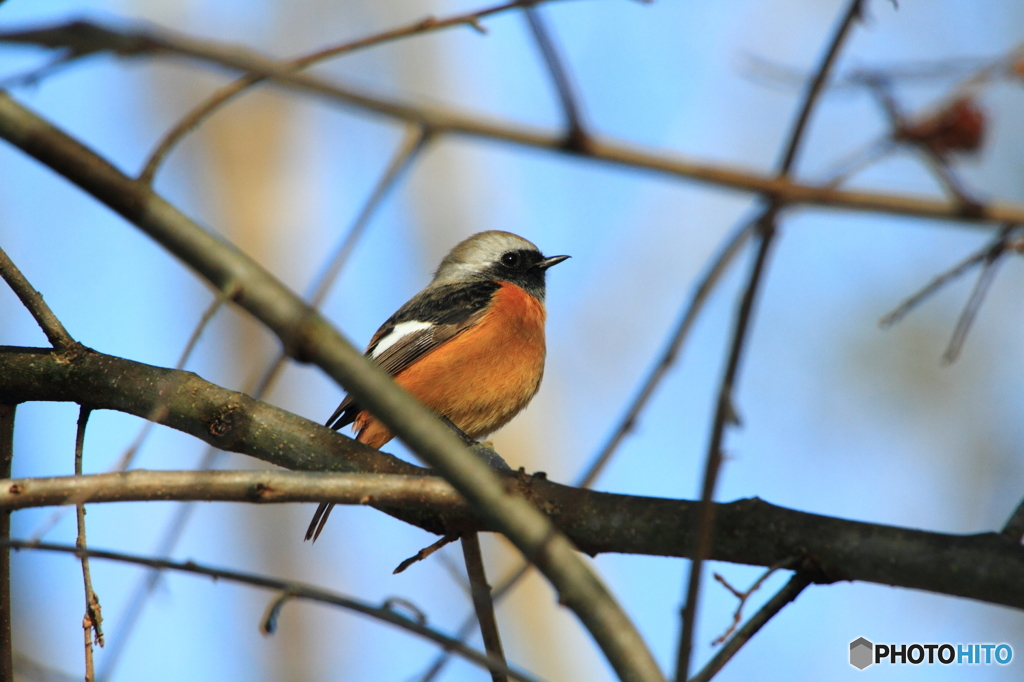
[
  {"left": 676, "top": 212, "right": 779, "bottom": 680},
  {"left": 0, "top": 244, "right": 76, "bottom": 350}
]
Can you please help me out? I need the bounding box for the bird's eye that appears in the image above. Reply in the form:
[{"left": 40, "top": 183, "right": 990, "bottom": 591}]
[{"left": 501, "top": 252, "right": 520, "bottom": 268}]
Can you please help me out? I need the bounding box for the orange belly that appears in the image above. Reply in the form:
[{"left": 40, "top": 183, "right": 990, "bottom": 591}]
[{"left": 354, "top": 282, "right": 547, "bottom": 449}]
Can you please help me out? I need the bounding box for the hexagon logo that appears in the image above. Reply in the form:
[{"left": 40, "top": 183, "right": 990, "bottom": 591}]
[{"left": 850, "top": 637, "right": 874, "bottom": 670}]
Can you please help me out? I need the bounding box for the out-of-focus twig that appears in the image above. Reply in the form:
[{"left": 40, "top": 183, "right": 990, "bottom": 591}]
[
  {"left": 676, "top": 2, "right": 865, "bottom": 679},
  {"left": 880, "top": 224, "right": 1020, "bottom": 363},
  {"left": 6, "top": 540, "right": 541, "bottom": 682},
  {"left": 522, "top": 3, "right": 589, "bottom": 149},
  {"left": 578, "top": 216, "right": 755, "bottom": 489},
  {"left": 939, "top": 249, "right": 1002, "bottom": 364},
  {"left": 137, "top": 0, "right": 505, "bottom": 182}
]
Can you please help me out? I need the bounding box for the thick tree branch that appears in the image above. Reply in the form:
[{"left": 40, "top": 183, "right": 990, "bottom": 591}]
[
  {"left": 0, "top": 346, "right": 421, "bottom": 476},
  {"left": 2, "top": 24, "right": 1024, "bottom": 226},
  {"left": 1, "top": 347, "right": 1023, "bottom": 610}
]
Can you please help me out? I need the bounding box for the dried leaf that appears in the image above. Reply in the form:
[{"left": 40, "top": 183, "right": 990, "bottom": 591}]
[{"left": 895, "top": 97, "right": 986, "bottom": 155}]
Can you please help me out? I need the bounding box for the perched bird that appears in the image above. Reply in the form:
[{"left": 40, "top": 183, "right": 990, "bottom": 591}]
[{"left": 306, "top": 230, "right": 569, "bottom": 541}]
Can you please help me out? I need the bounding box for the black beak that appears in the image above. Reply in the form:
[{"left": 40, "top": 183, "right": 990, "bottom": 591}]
[{"left": 536, "top": 255, "right": 570, "bottom": 270}]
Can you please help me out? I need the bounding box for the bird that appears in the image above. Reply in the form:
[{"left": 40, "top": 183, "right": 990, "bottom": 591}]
[{"left": 305, "top": 230, "right": 569, "bottom": 541}]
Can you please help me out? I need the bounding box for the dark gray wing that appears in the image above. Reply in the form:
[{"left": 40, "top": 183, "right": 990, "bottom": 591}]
[{"left": 325, "top": 280, "right": 500, "bottom": 430}]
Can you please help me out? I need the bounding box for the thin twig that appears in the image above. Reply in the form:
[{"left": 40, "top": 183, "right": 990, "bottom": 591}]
[
  {"left": 879, "top": 251, "right": 990, "bottom": 328},
  {"left": 709, "top": 559, "right": 796, "bottom": 646},
  {"left": 522, "top": 3, "right": 589, "bottom": 149},
  {"left": 137, "top": 0, "right": 538, "bottom": 183},
  {"left": 676, "top": 2, "right": 864, "bottom": 678},
  {"left": 820, "top": 136, "right": 897, "bottom": 188},
  {"left": 0, "top": 404, "right": 14, "bottom": 682},
  {"left": 74, "top": 407, "right": 103, "bottom": 682},
  {"left": 5, "top": 540, "right": 542, "bottom": 682},
  {"left": 776, "top": 1, "right": 865, "bottom": 175},
  {"left": 0, "top": 50, "right": 87, "bottom": 89},
  {"left": 746, "top": 49, "right": 1023, "bottom": 92},
  {"left": 0, "top": 244, "right": 76, "bottom": 349},
  {"left": 687, "top": 573, "right": 812, "bottom": 682},
  {"left": 462, "top": 533, "right": 508, "bottom": 682},
  {"left": 96, "top": 451, "right": 220, "bottom": 682},
  {"left": 879, "top": 224, "right": 1017, "bottom": 363},
  {"left": 112, "top": 288, "right": 229, "bottom": 471},
  {"left": 940, "top": 250, "right": 1003, "bottom": 364},
  {"left": 438, "top": 546, "right": 474, "bottom": 595},
  {"left": 303, "top": 125, "right": 428, "bottom": 310},
  {"left": 259, "top": 590, "right": 296, "bottom": 635},
  {"left": 394, "top": 533, "right": 461, "bottom": 574},
  {"left": 918, "top": 146, "right": 979, "bottom": 209}
]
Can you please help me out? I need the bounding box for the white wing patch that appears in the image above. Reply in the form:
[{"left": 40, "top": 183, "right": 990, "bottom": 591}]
[{"left": 370, "top": 320, "right": 434, "bottom": 359}]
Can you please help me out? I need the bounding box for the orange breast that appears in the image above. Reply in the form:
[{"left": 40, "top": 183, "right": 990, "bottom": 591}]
[{"left": 354, "top": 282, "right": 547, "bottom": 448}]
